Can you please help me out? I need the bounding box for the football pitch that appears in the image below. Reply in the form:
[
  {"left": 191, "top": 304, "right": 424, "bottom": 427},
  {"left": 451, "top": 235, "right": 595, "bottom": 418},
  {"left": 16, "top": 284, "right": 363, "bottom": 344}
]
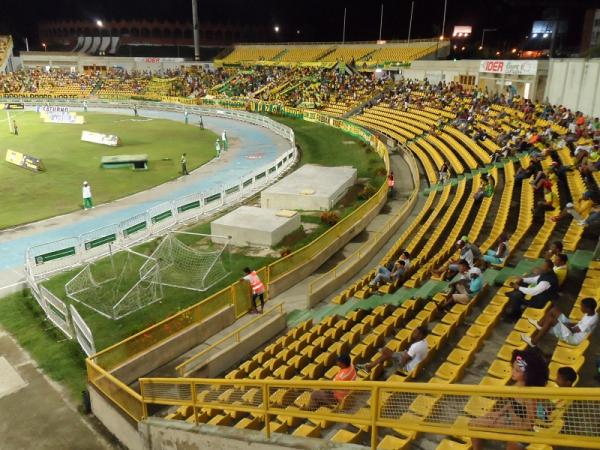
[{"left": 0, "top": 111, "right": 217, "bottom": 229}]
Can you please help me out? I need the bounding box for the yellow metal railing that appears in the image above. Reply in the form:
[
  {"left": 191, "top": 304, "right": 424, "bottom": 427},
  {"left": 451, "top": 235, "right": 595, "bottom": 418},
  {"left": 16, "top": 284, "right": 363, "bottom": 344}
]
[
  {"left": 175, "top": 304, "right": 284, "bottom": 377},
  {"left": 139, "top": 377, "right": 600, "bottom": 449},
  {"left": 86, "top": 103, "right": 392, "bottom": 423}
]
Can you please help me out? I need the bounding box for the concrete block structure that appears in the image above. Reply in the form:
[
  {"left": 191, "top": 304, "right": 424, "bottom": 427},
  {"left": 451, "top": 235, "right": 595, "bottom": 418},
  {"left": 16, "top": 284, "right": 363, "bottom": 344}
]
[
  {"left": 260, "top": 164, "right": 357, "bottom": 211},
  {"left": 210, "top": 206, "right": 301, "bottom": 247}
]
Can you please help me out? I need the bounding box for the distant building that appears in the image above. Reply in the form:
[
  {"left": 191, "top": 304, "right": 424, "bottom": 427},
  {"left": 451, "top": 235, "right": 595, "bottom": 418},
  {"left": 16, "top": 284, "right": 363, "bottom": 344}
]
[
  {"left": 581, "top": 9, "right": 600, "bottom": 53},
  {"left": 39, "top": 19, "right": 270, "bottom": 48}
]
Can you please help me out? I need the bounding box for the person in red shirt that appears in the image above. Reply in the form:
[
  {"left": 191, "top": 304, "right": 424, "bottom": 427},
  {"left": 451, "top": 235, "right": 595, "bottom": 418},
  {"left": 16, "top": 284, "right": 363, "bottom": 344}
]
[{"left": 307, "top": 353, "right": 357, "bottom": 410}]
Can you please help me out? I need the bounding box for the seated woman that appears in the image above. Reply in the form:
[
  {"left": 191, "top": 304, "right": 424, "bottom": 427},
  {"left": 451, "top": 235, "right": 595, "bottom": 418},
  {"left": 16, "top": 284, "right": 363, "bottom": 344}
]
[
  {"left": 483, "top": 233, "right": 510, "bottom": 266},
  {"left": 470, "top": 348, "right": 549, "bottom": 450},
  {"left": 307, "top": 353, "right": 356, "bottom": 410}
]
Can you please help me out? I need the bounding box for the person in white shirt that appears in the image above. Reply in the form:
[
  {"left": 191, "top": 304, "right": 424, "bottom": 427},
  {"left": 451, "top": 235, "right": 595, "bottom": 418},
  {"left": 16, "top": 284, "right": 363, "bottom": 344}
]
[
  {"left": 82, "top": 181, "right": 93, "bottom": 210},
  {"left": 522, "top": 298, "right": 598, "bottom": 347},
  {"left": 357, "top": 326, "right": 429, "bottom": 376}
]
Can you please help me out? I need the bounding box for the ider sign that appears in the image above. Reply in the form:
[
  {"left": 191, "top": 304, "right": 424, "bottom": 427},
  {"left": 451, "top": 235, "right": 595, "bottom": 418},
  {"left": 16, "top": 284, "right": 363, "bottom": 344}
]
[
  {"left": 483, "top": 60, "right": 504, "bottom": 73},
  {"left": 479, "top": 60, "right": 538, "bottom": 76}
]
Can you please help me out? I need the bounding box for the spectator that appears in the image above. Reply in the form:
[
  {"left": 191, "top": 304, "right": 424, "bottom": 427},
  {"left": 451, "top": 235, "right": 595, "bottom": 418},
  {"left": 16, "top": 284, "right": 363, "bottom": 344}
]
[
  {"left": 544, "top": 241, "right": 564, "bottom": 265},
  {"left": 483, "top": 233, "right": 510, "bottom": 266},
  {"left": 369, "top": 252, "right": 410, "bottom": 287},
  {"left": 307, "top": 353, "right": 356, "bottom": 410},
  {"left": 470, "top": 348, "right": 549, "bottom": 450},
  {"left": 473, "top": 174, "right": 494, "bottom": 202},
  {"left": 358, "top": 326, "right": 429, "bottom": 376},
  {"left": 532, "top": 185, "right": 559, "bottom": 218},
  {"left": 438, "top": 266, "right": 483, "bottom": 311},
  {"left": 521, "top": 298, "right": 598, "bottom": 347},
  {"left": 553, "top": 253, "right": 569, "bottom": 287},
  {"left": 551, "top": 191, "right": 595, "bottom": 225},
  {"left": 556, "top": 366, "right": 577, "bottom": 387},
  {"left": 505, "top": 259, "right": 559, "bottom": 321},
  {"left": 438, "top": 162, "right": 450, "bottom": 184},
  {"left": 515, "top": 155, "right": 542, "bottom": 182},
  {"left": 433, "top": 238, "right": 474, "bottom": 279}
]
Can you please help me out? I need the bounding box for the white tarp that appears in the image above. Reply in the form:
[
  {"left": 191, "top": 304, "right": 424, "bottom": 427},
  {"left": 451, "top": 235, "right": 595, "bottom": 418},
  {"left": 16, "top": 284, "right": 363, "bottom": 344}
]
[{"left": 81, "top": 130, "right": 120, "bottom": 146}]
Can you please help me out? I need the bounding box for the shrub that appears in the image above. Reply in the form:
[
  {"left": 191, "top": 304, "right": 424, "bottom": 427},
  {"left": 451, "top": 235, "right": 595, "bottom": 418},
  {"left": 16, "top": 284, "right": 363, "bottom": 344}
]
[{"left": 320, "top": 211, "right": 340, "bottom": 225}]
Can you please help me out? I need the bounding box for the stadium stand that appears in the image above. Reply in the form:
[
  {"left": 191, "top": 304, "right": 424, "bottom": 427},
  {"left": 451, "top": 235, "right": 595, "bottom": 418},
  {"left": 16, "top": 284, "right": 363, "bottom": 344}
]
[
  {"left": 1, "top": 61, "right": 599, "bottom": 449},
  {"left": 0, "top": 35, "right": 12, "bottom": 69}
]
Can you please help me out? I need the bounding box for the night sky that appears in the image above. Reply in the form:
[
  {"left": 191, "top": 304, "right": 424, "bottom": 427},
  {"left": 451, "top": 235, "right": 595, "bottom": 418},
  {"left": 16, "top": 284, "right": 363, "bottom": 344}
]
[{"left": 1, "top": 0, "right": 598, "bottom": 49}]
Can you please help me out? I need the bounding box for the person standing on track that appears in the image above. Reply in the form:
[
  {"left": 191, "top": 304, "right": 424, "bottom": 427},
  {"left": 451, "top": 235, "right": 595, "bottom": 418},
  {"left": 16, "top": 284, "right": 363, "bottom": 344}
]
[
  {"left": 180, "top": 153, "right": 189, "bottom": 175},
  {"left": 82, "top": 181, "right": 93, "bottom": 210},
  {"left": 13, "top": 120, "right": 18, "bottom": 136},
  {"left": 221, "top": 130, "right": 228, "bottom": 150},
  {"left": 242, "top": 267, "right": 265, "bottom": 314}
]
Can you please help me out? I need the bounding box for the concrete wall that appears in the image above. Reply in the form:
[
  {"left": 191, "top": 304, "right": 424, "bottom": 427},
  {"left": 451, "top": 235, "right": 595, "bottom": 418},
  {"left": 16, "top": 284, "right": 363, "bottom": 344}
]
[
  {"left": 189, "top": 312, "right": 286, "bottom": 377},
  {"left": 90, "top": 386, "right": 143, "bottom": 450},
  {"left": 544, "top": 58, "right": 600, "bottom": 117},
  {"left": 268, "top": 188, "right": 386, "bottom": 300},
  {"left": 19, "top": 52, "right": 214, "bottom": 73},
  {"left": 139, "top": 417, "right": 367, "bottom": 450},
  {"left": 112, "top": 306, "right": 235, "bottom": 385},
  {"left": 403, "top": 59, "right": 481, "bottom": 84}
]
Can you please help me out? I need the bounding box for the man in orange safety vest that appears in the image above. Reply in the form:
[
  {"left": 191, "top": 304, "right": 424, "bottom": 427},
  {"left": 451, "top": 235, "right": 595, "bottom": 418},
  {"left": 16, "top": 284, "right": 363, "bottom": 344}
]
[{"left": 242, "top": 267, "right": 265, "bottom": 314}]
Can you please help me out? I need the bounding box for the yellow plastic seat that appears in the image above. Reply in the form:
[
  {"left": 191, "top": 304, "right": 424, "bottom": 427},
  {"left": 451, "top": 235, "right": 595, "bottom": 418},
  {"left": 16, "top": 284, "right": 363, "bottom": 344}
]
[
  {"left": 457, "top": 335, "right": 481, "bottom": 352},
  {"left": 331, "top": 428, "right": 365, "bottom": 444},
  {"left": 409, "top": 395, "right": 439, "bottom": 416},
  {"left": 377, "top": 434, "right": 411, "bottom": 450},
  {"left": 496, "top": 343, "right": 525, "bottom": 361},
  {"left": 551, "top": 340, "right": 589, "bottom": 364},
  {"left": 487, "top": 360, "right": 512, "bottom": 382},
  {"left": 292, "top": 423, "right": 321, "bottom": 438},
  {"left": 463, "top": 396, "right": 496, "bottom": 417},
  {"left": 549, "top": 356, "right": 585, "bottom": 381},
  {"left": 434, "top": 362, "right": 463, "bottom": 383},
  {"left": 479, "top": 375, "right": 509, "bottom": 386},
  {"left": 436, "top": 439, "right": 473, "bottom": 450},
  {"left": 447, "top": 348, "right": 474, "bottom": 367}
]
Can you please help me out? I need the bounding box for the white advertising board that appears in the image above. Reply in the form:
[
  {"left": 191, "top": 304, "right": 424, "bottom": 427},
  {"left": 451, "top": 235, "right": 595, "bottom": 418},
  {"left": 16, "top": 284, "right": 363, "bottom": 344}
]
[
  {"left": 81, "top": 130, "right": 120, "bottom": 147},
  {"left": 41, "top": 111, "right": 85, "bottom": 124}
]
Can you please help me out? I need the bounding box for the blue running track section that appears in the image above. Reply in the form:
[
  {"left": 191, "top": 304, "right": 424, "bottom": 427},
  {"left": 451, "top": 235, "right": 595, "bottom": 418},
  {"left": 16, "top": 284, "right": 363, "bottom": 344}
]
[{"left": 0, "top": 108, "right": 287, "bottom": 271}]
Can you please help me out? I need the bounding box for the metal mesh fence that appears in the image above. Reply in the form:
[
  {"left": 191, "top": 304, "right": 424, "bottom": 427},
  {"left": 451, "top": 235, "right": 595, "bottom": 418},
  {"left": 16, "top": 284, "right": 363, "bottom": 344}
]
[{"left": 139, "top": 379, "right": 600, "bottom": 449}]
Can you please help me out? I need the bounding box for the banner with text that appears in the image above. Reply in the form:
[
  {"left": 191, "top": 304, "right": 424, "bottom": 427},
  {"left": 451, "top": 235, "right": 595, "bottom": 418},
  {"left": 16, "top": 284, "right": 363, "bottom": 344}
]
[
  {"left": 479, "top": 60, "right": 538, "bottom": 76},
  {"left": 5, "top": 149, "right": 46, "bottom": 172},
  {"left": 81, "top": 130, "right": 120, "bottom": 146}
]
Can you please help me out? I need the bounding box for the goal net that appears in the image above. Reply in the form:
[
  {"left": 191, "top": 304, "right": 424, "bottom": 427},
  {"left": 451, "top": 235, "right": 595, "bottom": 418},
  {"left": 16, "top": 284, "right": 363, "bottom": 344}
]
[
  {"left": 65, "top": 245, "right": 163, "bottom": 320},
  {"left": 141, "top": 231, "right": 230, "bottom": 292}
]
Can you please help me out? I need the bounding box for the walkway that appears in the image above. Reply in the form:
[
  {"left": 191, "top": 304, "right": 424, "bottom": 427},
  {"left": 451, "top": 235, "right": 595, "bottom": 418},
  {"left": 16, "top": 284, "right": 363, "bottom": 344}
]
[
  {"left": 0, "top": 107, "right": 291, "bottom": 293},
  {"left": 0, "top": 326, "right": 113, "bottom": 450}
]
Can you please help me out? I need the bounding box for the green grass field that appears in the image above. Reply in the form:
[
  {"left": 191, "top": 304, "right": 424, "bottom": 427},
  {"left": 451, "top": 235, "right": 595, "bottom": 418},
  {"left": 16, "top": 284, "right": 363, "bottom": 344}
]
[
  {"left": 0, "top": 111, "right": 217, "bottom": 229},
  {"left": 0, "top": 114, "right": 386, "bottom": 401}
]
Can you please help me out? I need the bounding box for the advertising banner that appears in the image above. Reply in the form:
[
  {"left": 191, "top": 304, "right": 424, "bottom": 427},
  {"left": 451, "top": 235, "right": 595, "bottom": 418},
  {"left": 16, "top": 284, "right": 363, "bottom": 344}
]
[
  {"left": 479, "top": 60, "right": 538, "bottom": 76},
  {"left": 81, "top": 130, "right": 120, "bottom": 146},
  {"left": 0, "top": 102, "right": 25, "bottom": 110},
  {"left": 5, "top": 149, "right": 46, "bottom": 172},
  {"left": 41, "top": 111, "right": 85, "bottom": 124}
]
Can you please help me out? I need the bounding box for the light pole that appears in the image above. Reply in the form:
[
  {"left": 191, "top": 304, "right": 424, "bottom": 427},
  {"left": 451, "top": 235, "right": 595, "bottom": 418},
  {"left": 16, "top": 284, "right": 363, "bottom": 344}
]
[
  {"left": 407, "top": 1, "right": 415, "bottom": 43},
  {"left": 479, "top": 28, "right": 497, "bottom": 50},
  {"left": 191, "top": 0, "right": 200, "bottom": 61},
  {"left": 42, "top": 42, "right": 47, "bottom": 52},
  {"left": 441, "top": 0, "right": 448, "bottom": 40},
  {"left": 342, "top": 7, "right": 347, "bottom": 43},
  {"left": 378, "top": 3, "right": 384, "bottom": 41}
]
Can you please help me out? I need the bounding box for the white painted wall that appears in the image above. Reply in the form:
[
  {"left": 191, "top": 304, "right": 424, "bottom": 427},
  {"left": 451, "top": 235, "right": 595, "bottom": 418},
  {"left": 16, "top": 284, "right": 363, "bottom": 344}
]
[{"left": 545, "top": 58, "right": 600, "bottom": 117}]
